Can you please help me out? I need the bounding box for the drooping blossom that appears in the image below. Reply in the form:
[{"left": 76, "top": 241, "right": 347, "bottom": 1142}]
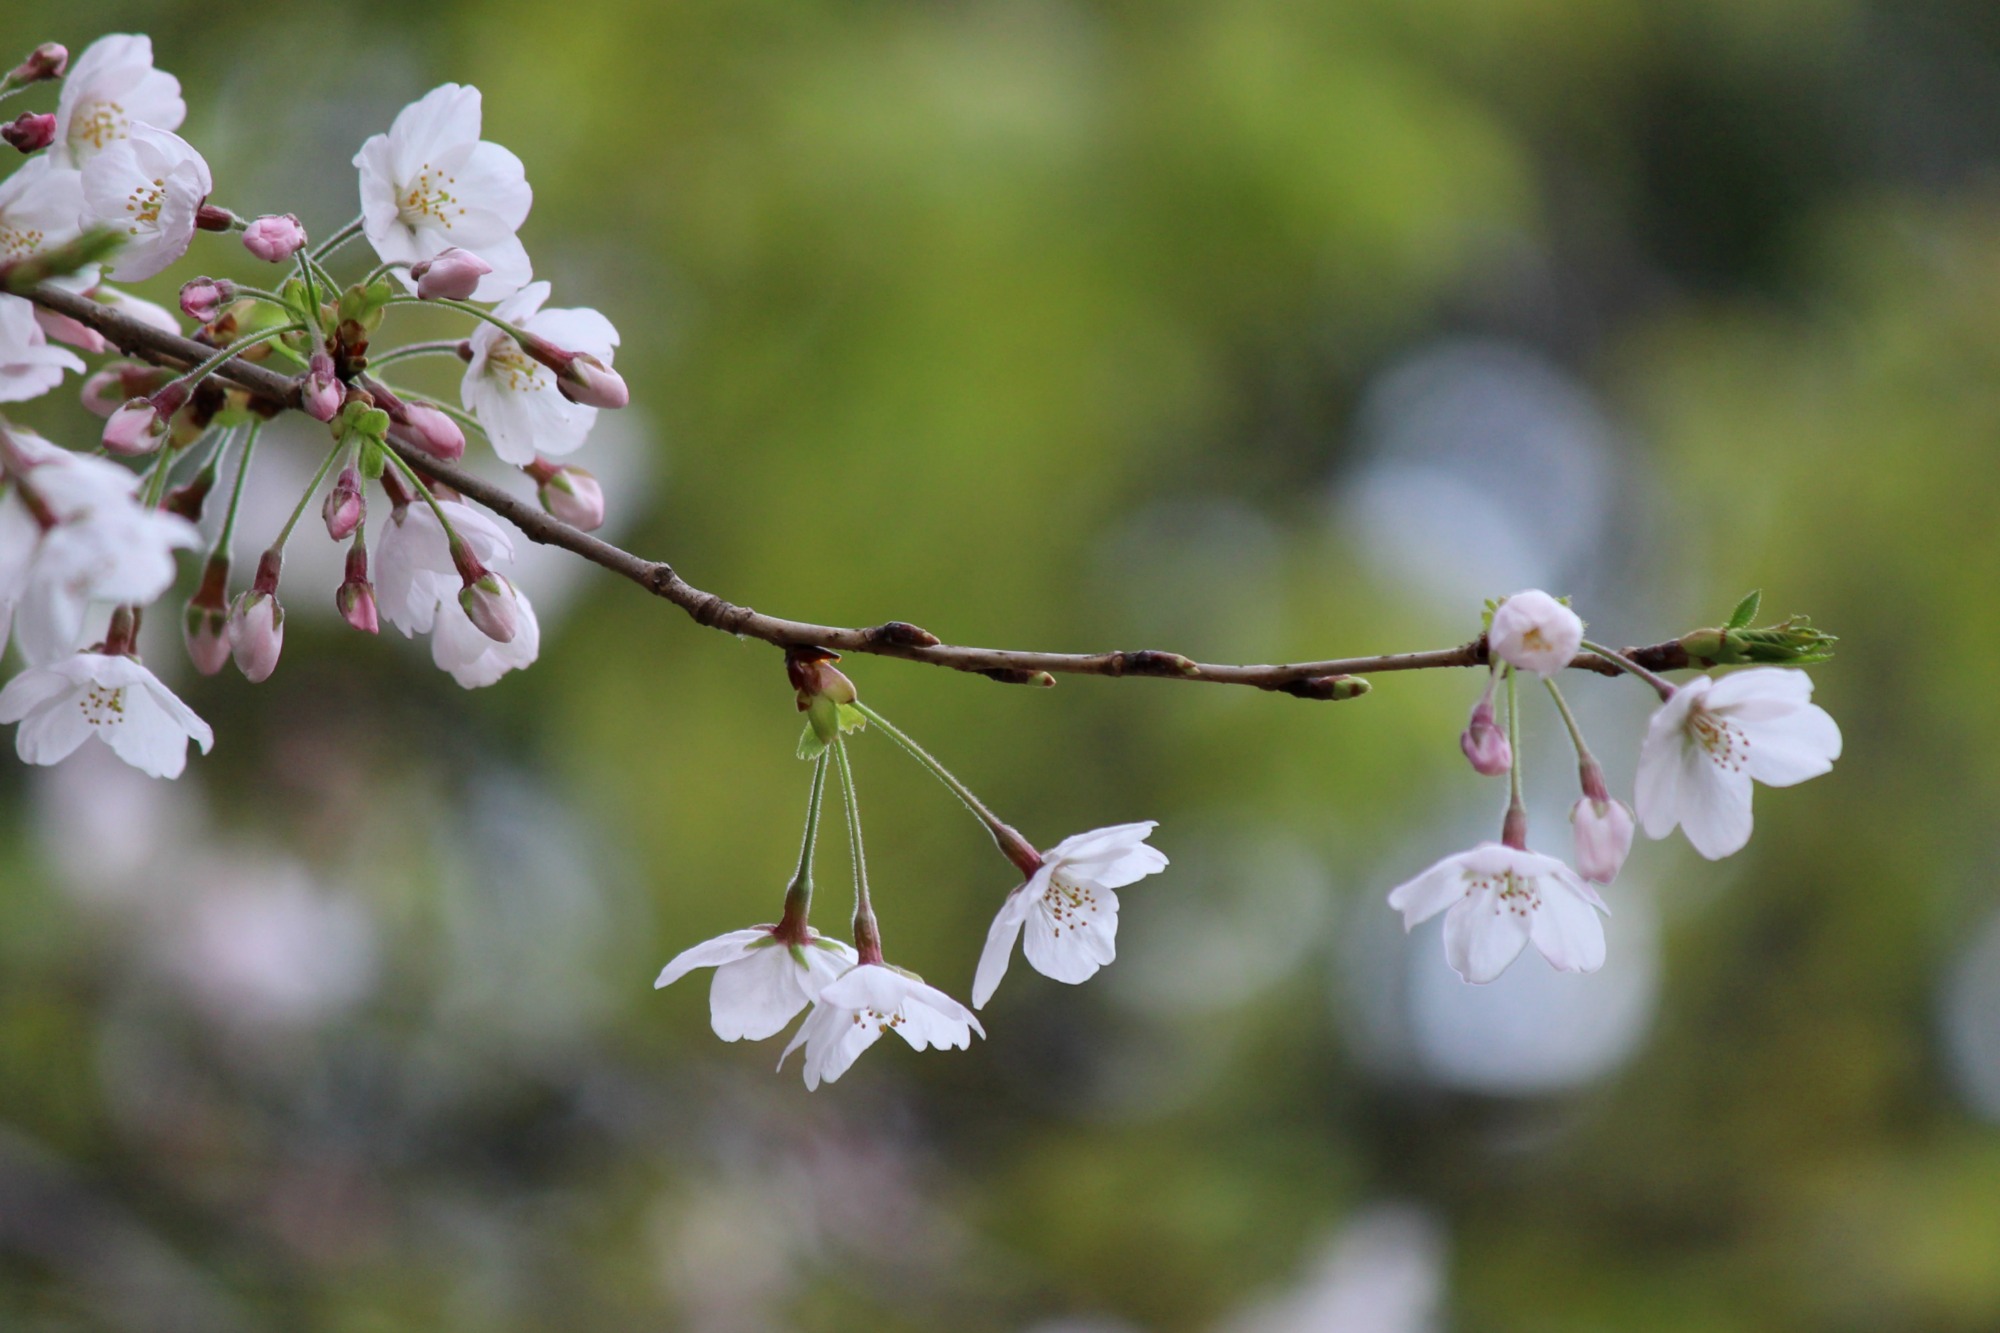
[
  {"left": 1634, "top": 668, "right": 1841, "bottom": 860},
  {"left": 1488, "top": 589, "right": 1583, "bottom": 678},
  {"left": 80, "top": 123, "right": 213, "bottom": 282},
  {"left": 373, "top": 496, "right": 538, "bottom": 687},
  {"left": 354, "top": 84, "right": 531, "bottom": 301},
  {"left": 0, "top": 431, "right": 198, "bottom": 663},
  {"left": 0, "top": 156, "right": 84, "bottom": 264},
  {"left": 971, "top": 821, "right": 1167, "bottom": 1008},
  {"left": 0, "top": 650, "right": 212, "bottom": 778},
  {"left": 529, "top": 460, "right": 605, "bottom": 530},
  {"left": 779, "top": 963, "right": 983, "bottom": 1090},
  {"left": 50, "top": 34, "right": 185, "bottom": 169},
  {"left": 1387, "top": 842, "right": 1608, "bottom": 984},
  {"left": 655, "top": 927, "right": 859, "bottom": 1042},
  {"left": 1570, "top": 761, "right": 1635, "bottom": 884},
  {"left": 461, "top": 281, "right": 618, "bottom": 464},
  {"left": 1459, "top": 675, "right": 1511, "bottom": 778}
]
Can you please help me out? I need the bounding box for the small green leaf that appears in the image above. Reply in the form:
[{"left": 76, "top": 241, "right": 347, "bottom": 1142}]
[
  {"left": 796, "top": 721, "right": 828, "bottom": 761},
  {"left": 1726, "top": 589, "right": 1762, "bottom": 631}
]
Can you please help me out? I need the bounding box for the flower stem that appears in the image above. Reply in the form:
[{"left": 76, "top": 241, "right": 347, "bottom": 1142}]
[
  {"left": 367, "top": 340, "right": 467, "bottom": 369},
  {"left": 270, "top": 438, "right": 347, "bottom": 550},
  {"left": 213, "top": 422, "right": 260, "bottom": 557},
  {"left": 1502, "top": 665, "right": 1529, "bottom": 849},
  {"left": 832, "top": 737, "right": 882, "bottom": 964},
  {"left": 310, "top": 215, "right": 364, "bottom": 262},
  {"left": 166, "top": 324, "right": 303, "bottom": 397},
  {"left": 1542, "top": 677, "right": 1596, "bottom": 766},
  {"left": 381, "top": 447, "right": 462, "bottom": 545},
  {"left": 394, "top": 296, "right": 531, "bottom": 345},
  {"left": 364, "top": 260, "right": 408, "bottom": 286},
  {"left": 850, "top": 701, "right": 1041, "bottom": 875},
  {"left": 778, "top": 752, "right": 831, "bottom": 940},
  {"left": 1581, "top": 638, "right": 1676, "bottom": 701}
]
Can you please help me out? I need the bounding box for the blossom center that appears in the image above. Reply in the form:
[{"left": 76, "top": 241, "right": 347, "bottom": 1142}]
[
  {"left": 1686, "top": 705, "right": 1747, "bottom": 773},
  {"left": 398, "top": 165, "right": 466, "bottom": 232},
  {"left": 1522, "top": 627, "right": 1549, "bottom": 652},
  {"left": 484, "top": 341, "right": 545, "bottom": 393},
  {"left": 849, "top": 1006, "right": 904, "bottom": 1032},
  {"left": 74, "top": 101, "right": 127, "bottom": 153},
  {"left": 1041, "top": 871, "right": 1099, "bottom": 937},
  {"left": 1465, "top": 866, "right": 1541, "bottom": 918},
  {"left": 120, "top": 177, "right": 167, "bottom": 233},
  {"left": 0, "top": 223, "right": 45, "bottom": 261},
  {"left": 78, "top": 682, "right": 128, "bottom": 728}
]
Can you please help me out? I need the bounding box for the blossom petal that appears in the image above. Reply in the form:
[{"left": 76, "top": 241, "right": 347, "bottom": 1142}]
[
  {"left": 653, "top": 928, "right": 768, "bottom": 988},
  {"left": 1674, "top": 747, "right": 1755, "bottom": 860},
  {"left": 1528, "top": 873, "right": 1608, "bottom": 973},
  {"left": 1386, "top": 851, "right": 1470, "bottom": 928},
  {"left": 971, "top": 889, "right": 1031, "bottom": 1008},
  {"left": 1020, "top": 885, "right": 1119, "bottom": 983},
  {"left": 1742, "top": 703, "right": 1842, "bottom": 788},
  {"left": 708, "top": 947, "right": 813, "bottom": 1042},
  {"left": 1441, "top": 889, "right": 1532, "bottom": 985}
]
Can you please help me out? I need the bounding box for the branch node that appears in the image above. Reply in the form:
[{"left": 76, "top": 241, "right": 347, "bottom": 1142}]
[
  {"left": 1270, "top": 674, "right": 1371, "bottom": 702},
  {"left": 866, "top": 620, "right": 941, "bottom": 649},
  {"left": 980, "top": 668, "right": 1057, "bottom": 688},
  {"left": 1107, "top": 650, "right": 1200, "bottom": 678}
]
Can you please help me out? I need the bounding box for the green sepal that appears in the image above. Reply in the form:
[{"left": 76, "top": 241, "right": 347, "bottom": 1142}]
[
  {"left": 336, "top": 278, "right": 394, "bottom": 335},
  {"left": 797, "top": 720, "right": 828, "bottom": 761}
]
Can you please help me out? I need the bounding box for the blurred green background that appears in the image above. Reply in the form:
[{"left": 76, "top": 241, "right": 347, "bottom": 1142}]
[{"left": 5, "top": 1, "right": 1999, "bottom": 1329}]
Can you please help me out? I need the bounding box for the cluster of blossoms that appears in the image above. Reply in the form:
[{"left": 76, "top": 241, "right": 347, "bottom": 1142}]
[
  {"left": 657, "top": 649, "right": 1168, "bottom": 1088},
  {"left": 1388, "top": 590, "right": 1842, "bottom": 983},
  {"left": 0, "top": 34, "right": 625, "bottom": 774}
]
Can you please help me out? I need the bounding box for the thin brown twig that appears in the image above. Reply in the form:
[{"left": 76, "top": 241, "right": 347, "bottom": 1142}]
[{"left": 18, "top": 281, "right": 1694, "bottom": 695}]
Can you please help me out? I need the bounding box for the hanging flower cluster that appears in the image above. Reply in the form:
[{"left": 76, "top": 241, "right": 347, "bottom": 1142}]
[
  {"left": 0, "top": 34, "right": 625, "bottom": 777},
  {"left": 1387, "top": 589, "right": 1841, "bottom": 984}
]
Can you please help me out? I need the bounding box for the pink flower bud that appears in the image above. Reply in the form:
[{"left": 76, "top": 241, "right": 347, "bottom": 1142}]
[
  {"left": 556, "top": 352, "right": 629, "bottom": 409},
  {"left": 528, "top": 460, "right": 605, "bottom": 530},
  {"left": 1570, "top": 796, "right": 1635, "bottom": 885},
  {"left": 7, "top": 44, "right": 65, "bottom": 84},
  {"left": 183, "top": 555, "right": 233, "bottom": 676},
  {"left": 194, "top": 205, "right": 238, "bottom": 233},
  {"left": 322, "top": 464, "right": 365, "bottom": 541},
  {"left": 1489, "top": 589, "right": 1584, "bottom": 679},
  {"left": 179, "top": 277, "right": 232, "bottom": 323},
  {"left": 228, "top": 590, "right": 285, "bottom": 682},
  {"left": 396, "top": 402, "right": 465, "bottom": 462},
  {"left": 336, "top": 540, "right": 378, "bottom": 634},
  {"left": 241, "top": 213, "right": 307, "bottom": 262},
  {"left": 1460, "top": 695, "right": 1512, "bottom": 777},
  {"left": 303, "top": 353, "right": 341, "bottom": 422},
  {"left": 102, "top": 399, "right": 166, "bottom": 456},
  {"left": 2, "top": 111, "right": 54, "bottom": 154},
  {"left": 459, "top": 572, "right": 521, "bottom": 643},
  {"left": 410, "top": 247, "right": 492, "bottom": 301}
]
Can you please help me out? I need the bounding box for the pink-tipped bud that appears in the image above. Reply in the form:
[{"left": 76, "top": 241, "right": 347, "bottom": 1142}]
[
  {"left": 397, "top": 402, "right": 465, "bottom": 462},
  {"left": 1570, "top": 795, "right": 1635, "bottom": 885},
  {"left": 179, "top": 277, "right": 232, "bottom": 323},
  {"left": 182, "top": 555, "right": 233, "bottom": 676},
  {"left": 1460, "top": 695, "right": 1512, "bottom": 778},
  {"left": 194, "top": 205, "right": 238, "bottom": 233},
  {"left": 322, "top": 464, "right": 365, "bottom": 541},
  {"left": 459, "top": 571, "right": 520, "bottom": 643},
  {"left": 241, "top": 213, "right": 307, "bottom": 262},
  {"left": 303, "top": 352, "right": 341, "bottom": 422},
  {"left": 102, "top": 399, "right": 167, "bottom": 456},
  {"left": 7, "top": 44, "right": 65, "bottom": 85},
  {"left": 527, "top": 459, "right": 605, "bottom": 530},
  {"left": 410, "top": 247, "right": 491, "bottom": 301},
  {"left": 336, "top": 540, "right": 378, "bottom": 634},
  {"left": 556, "top": 352, "right": 628, "bottom": 409},
  {"left": 2, "top": 111, "right": 55, "bottom": 154},
  {"left": 228, "top": 590, "right": 285, "bottom": 681}
]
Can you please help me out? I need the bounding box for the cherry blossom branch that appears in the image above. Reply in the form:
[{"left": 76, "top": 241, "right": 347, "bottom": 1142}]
[{"left": 18, "top": 280, "right": 1701, "bottom": 696}]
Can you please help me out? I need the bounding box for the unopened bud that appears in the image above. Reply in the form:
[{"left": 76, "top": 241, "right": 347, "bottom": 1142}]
[
  {"left": 337, "top": 540, "right": 377, "bottom": 633},
  {"left": 458, "top": 571, "right": 520, "bottom": 643},
  {"left": 1680, "top": 615, "right": 1837, "bottom": 667},
  {"left": 102, "top": 399, "right": 166, "bottom": 456},
  {"left": 179, "top": 276, "right": 232, "bottom": 323},
  {"left": 182, "top": 555, "right": 232, "bottom": 676},
  {"left": 410, "top": 247, "right": 491, "bottom": 301},
  {"left": 1570, "top": 791, "right": 1635, "bottom": 885},
  {"left": 241, "top": 213, "right": 306, "bottom": 262},
  {"left": 2, "top": 112, "right": 55, "bottom": 154},
  {"left": 322, "top": 464, "right": 365, "bottom": 541},
  {"left": 228, "top": 590, "right": 285, "bottom": 681},
  {"left": 395, "top": 402, "right": 465, "bottom": 462},
  {"left": 1460, "top": 693, "right": 1512, "bottom": 778},
  {"left": 303, "top": 352, "right": 341, "bottom": 422},
  {"left": 194, "top": 205, "right": 237, "bottom": 233},
  {"left": 555, "top": 351, "right": 628, "bottom": 409},
  {"left": 528, "top": 460, "right": 605, "bottom": 530},
  {"left": 6, "top": 43, "right": 66, "bottom": 86}
]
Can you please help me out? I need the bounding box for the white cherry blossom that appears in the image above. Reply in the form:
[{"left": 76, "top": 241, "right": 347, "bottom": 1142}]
[
  {"left": 373, "top": 497, "right": 538, "bottom": 687},
  {"left": 971, "top": 821, "right": 1167, "bottom": 1008},
  {"left": 654, "top": 927, "right": 859, "bottom": 1041},
  {"left": 0, "top": 650, "right": 212, "bottom": 778},
  {"left": 1489, "top": 589, "right": 1583, "bottom": 678},
  {"left": 80, "top": 123, "right": 213, "bottom": 282},
  {"left": 0, "top": 156, "right": 86, "bottom": 264},
  {"left": 778, "top": 963, "right": 982, "bottom": 1090},
  {"left": 354, "top": 84, "right": 531, "bottom": 301},
  {"left": 1635, "top": 668, "right": 1841, "bottom": 860},
  {"left": 0, "top": 432, "right": 197, "bottom": 662},
  {"left": 1387, "top": 842, "right": 1608, "bottom": 984},
  {"left": 0, "top": 294, "right": 84, "bottom": 403},
  {"left": 461, "top": 281, "right": 618, "bottom": 464},
  {"left": 50, "top": 33, "right": 185, "bottom": 169}
]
